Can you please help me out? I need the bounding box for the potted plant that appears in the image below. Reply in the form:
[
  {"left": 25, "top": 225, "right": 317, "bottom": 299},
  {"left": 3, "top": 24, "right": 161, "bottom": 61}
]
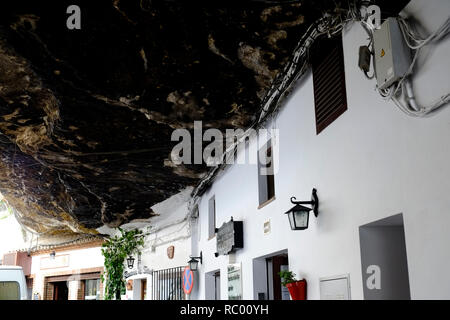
[{"left": 278, "top": 270, "right": 307, "bottom": 300}]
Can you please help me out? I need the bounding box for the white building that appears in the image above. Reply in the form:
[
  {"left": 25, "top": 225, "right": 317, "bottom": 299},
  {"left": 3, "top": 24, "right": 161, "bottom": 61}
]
[
  {"left": 28, "top": 236, "right": 105, "bottom": 300},
  {"left": 109, "top": 187, "right": 193, "bottom": 300},
  {"left": 189, "top": 0, "right": 450, "bottom": 300},
  {"left": 1, "top": 196, "right": 106, "bottom": 300}
]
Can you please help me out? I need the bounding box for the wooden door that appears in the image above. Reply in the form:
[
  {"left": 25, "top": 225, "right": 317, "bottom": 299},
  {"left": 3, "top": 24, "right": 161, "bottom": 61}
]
[
  {"left": 53, "top": 282, "right": 68, "bottom": 300},
  {"left": 141, "top": 279, "right": 147, "bottom": 300},
  {"left": 272, "top": 255, "right": 289, "bottom": 300}
]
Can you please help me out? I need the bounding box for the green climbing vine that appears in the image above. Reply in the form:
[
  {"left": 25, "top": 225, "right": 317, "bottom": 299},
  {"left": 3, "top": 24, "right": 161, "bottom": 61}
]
[{"left": 101, "top": 228, "right": 147, "bottom": 300}]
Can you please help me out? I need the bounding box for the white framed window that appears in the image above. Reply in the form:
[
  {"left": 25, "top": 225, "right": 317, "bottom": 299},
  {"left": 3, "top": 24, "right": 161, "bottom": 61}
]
[{"left": 84, "top": 279, "right": 100, "bottom": 300}]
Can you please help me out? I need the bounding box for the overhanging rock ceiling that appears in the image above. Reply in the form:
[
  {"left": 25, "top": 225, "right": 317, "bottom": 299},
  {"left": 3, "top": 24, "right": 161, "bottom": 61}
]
[{"left": 0, "top": 0, "right": 405, "bottom": 235}]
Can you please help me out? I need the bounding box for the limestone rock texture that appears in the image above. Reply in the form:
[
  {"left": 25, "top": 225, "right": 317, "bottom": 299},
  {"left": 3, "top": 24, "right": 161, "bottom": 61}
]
[{"left": 0, "top": 0, "right": 331, "bottom": 235}]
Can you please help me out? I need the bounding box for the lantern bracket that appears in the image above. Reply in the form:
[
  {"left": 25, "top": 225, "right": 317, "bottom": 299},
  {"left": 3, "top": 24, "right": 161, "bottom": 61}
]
[
  {"left": 188, "top": 251, "right": 203, "bottom": 271},
  {"left": 189, "top": 251, "right": 203, "bottom": 264},
  {"left": 290, "top": 188, "right": 319, "bottom": 217}
]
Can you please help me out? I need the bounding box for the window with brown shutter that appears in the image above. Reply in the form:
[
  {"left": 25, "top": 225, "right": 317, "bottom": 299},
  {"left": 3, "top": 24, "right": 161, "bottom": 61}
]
[{"left": 311, "top": 34, "right": 347, "bottom": 134}]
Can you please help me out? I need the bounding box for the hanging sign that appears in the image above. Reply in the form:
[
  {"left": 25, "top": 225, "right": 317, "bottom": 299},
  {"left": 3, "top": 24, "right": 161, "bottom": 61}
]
[
  {"left": 182, "top": 267, "right": 194, "bottom": 295},
  {"left": 124, "top": 266, "right": 152, "bottom": 279},
  {"left": 215, "top": 217, "right": 243, "bottom": 257}
]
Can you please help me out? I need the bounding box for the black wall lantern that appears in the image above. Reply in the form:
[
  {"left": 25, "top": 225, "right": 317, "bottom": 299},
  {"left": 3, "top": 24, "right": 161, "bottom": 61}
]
[
  {"left": 188, "top": 252, "right": 202, "bottom": 271},
  {"left": 126, "top": 256, "right": 135, "bottom": 269},
  {"left": 49, "top": 251, "right": 56, "bottom": 259},
  {"left": 285, "top": 188, "right": 319, "bottom": 230}
]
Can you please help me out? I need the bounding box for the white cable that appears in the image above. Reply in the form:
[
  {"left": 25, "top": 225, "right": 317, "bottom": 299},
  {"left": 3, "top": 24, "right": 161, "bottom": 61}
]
[
  {"left": 392, "top": 93, "right": 450, "bottom": 117},
  {"left": 392, "top": 78, "right": 450, "bottom": 117},
  {"left": 398, "top": 17, "right": 450, "bottom": 50},
  {"left": 372, "top": 15, "right": 450, "bottom": 117}
]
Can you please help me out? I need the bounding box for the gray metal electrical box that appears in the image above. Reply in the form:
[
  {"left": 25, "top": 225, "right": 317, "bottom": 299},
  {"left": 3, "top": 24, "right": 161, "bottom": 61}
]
[{"left": 373, "top": 17, "right": 411, "bottom": 90}]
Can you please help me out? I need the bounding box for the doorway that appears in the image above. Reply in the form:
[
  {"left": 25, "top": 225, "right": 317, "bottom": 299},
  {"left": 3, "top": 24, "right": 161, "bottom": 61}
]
[
  {"left": 214, "top": 272, "right": 220, "bottom": 300},
  {"left": 359, "top": 213, "right": 411, "bottom": 300},
  {"left": 205, "top": 270, "right": 220, "bottom": 300},
  {"left": 53, "top": 281, "right": 68, "bottom": 300},
  {"left": 141, "top": 279, "right": 147, "bottom": 300},
  {"left": 253, "top": 250, "right": 290, "bottom": 300}
]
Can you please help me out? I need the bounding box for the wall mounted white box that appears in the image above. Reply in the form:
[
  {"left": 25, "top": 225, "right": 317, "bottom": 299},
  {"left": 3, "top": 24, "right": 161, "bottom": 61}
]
[
  {"left": 373, "top": 17, "right": 411, "bottom": 90},
  {"left": 319, "top": 274, "right": 351, "bottom": 300}
]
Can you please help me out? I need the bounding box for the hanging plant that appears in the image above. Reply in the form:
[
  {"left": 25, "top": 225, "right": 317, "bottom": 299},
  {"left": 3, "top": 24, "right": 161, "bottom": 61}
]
[
  {"left": 101, "top": 227, "right": 147, "bottom": 300},
  {"left": 278, "top": 270, "right": 307, "bottom": 300}
]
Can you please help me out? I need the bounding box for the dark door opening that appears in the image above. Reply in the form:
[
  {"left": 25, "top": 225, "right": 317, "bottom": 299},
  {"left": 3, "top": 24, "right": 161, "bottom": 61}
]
[
  {"left": 253, "top": 250, "right": 289, "bottom": 300},
  {"left": 53, "top": 281, "right": 68, "bottom": 300},
  {"left": 141, "top": 279, "right": 147, "bottom": 300},
  {"left": 214, "top": 272, "right": 220, "bottom": 300},
  {"left": 205, "top": 270, "right": 220, "bottom": 300},
  {"left": 266, "top": 254, "right": 289, "bottom": 300},
  {"left": 359, "top": 213, "right": 411, "bottom": 300}
]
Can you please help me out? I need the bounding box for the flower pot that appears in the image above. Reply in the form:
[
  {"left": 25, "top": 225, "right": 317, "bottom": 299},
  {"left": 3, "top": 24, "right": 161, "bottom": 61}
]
[{"left": 286, "top": 279, "right": 307, "bottom": 300}]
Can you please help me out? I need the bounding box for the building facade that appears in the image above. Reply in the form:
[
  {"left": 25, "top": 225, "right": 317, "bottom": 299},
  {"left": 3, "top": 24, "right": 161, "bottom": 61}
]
[
  {"left": 119, "top": 188, "right": 193, "bottom": 300},
  {"left": 189, "top": 0, "right": 450, "bottom": 300},
  {"left": 29, "top": 237, "right": 105, "bottom": 300}
]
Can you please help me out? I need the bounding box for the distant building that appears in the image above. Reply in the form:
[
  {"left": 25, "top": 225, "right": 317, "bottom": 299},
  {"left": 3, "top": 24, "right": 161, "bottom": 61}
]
[
  {"left": 4, "top": 236, "right": 105, "bottom": 300},
  {"left": 119, "top": 188, "right": 193, "bottom": 300}
]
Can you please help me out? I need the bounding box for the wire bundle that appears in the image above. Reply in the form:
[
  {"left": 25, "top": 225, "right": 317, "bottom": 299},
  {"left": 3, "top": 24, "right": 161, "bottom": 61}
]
[
  {"left": 380, "top": 16, "right": 450, "bottom": 117},
  {"left": 189, "top": 2, "right": 450, "bottom": 210}
]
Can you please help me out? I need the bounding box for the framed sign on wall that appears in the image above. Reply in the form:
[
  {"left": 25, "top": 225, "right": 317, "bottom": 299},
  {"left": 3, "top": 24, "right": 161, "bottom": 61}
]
[
  {"left": 40, "top": 254, "right": 69, "bottom": 270},
  {"left": 215, "top": 217, "right": 243, "bottom": 257},
  {"left": 227, "top": 263, "right": 242, "bottom": 300}
]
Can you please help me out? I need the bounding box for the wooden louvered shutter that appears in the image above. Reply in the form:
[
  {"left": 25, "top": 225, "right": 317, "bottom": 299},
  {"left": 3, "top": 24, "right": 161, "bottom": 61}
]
[{"left": 311, "top": 35, "right": 348, "bottom": 134}]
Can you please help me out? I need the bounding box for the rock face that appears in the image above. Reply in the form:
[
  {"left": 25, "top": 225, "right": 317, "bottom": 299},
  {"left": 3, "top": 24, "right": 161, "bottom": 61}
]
[{"left": 0, "top": 0, "right": 333, "bottom": 235}]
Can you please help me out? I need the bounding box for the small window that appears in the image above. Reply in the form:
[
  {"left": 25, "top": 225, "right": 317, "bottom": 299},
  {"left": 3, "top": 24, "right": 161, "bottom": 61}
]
[
  {"left": 311, "top": 34, "right": 347, "bottom": 134},
  {"left": 84, "top": 279, "right": 100, "bottom": 300},
  {"left": 208, "top": 196, "right": 216, "bottom": 239},
  {"left": 0, "top": 281, "right": 20, "bottom": 300},
  {"left": 258, "top": 140, "right": 275, "bottom": 207}
]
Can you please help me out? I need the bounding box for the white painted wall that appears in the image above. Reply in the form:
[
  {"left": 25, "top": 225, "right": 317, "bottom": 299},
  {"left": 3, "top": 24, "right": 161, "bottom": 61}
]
[
  {"left": 126, "top": 189, "right": 192, "bottom": 272},
  {"left": 120, "top": 188, "right": 193, "bottom": 299},
  {"left": 31, "top": 247, "right": 104, "bottom": 276},
  {"left": 191, "top": 0, "right": 450, "bottom": 300}
]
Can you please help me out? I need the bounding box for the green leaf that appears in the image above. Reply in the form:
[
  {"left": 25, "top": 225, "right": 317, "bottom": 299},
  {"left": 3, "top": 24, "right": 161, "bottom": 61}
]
[{"left": 100, "top": 228, "right": 146, "bottom": 300}]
